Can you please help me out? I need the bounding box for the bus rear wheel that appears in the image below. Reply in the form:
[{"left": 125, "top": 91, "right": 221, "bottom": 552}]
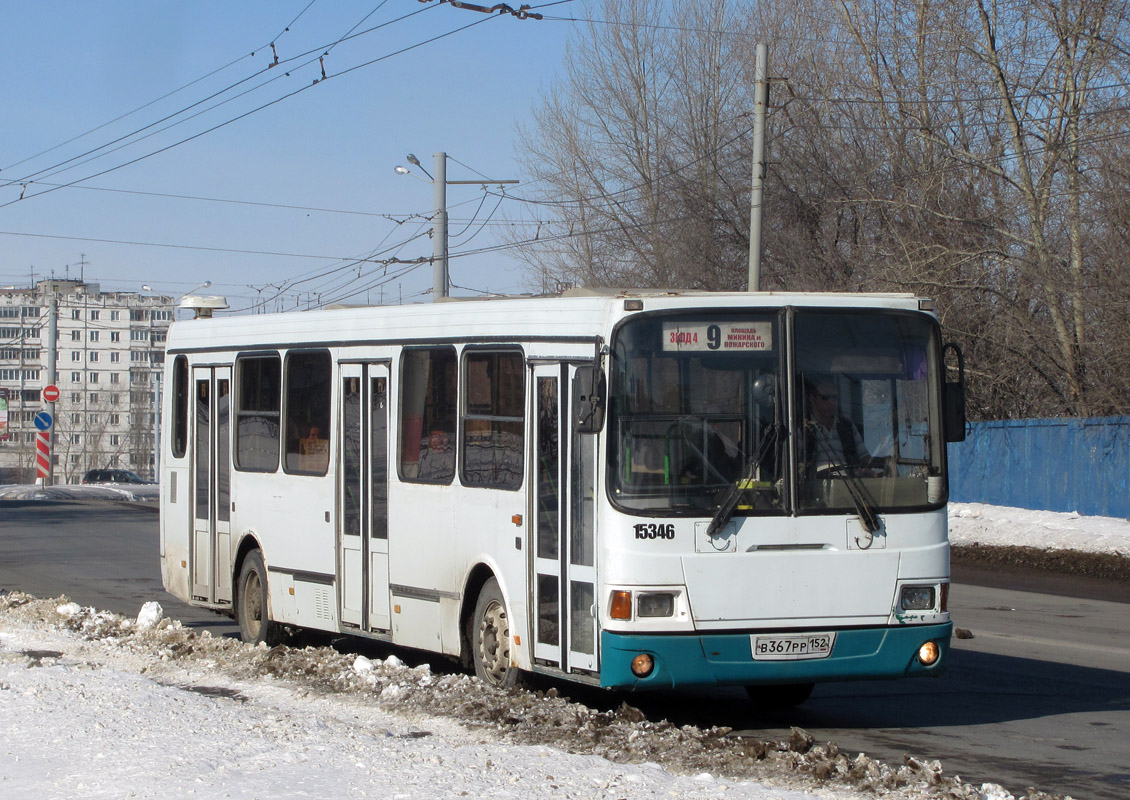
[
  {"left": 745, "top": 682, "right": 815, "bottom": 710},
  {"left": 236, "top": 550, "right": 283, "bottom": 646},
  {"left": 472, "top": 578, "right": 523, "bottom": 688}
]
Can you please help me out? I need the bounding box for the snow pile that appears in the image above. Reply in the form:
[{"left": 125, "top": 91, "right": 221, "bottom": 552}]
[
  {"left": 0, "top": 591, "right": 1072, "bottom": 800},
  {"left": 949, "top": 503, "right": 1130, "bottom": 556}
]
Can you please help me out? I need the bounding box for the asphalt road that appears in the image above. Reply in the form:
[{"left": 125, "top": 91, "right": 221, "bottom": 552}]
[{"left": 1, "top": 500, "right": 1127, "bottom": 798}]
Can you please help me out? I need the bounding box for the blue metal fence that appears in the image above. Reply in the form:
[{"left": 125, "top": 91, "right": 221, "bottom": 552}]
[{"left": 946, "top": 416, "right": 1130, "bottom": 519}]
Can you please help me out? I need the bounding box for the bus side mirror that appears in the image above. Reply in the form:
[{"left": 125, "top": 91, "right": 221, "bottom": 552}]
[
  {"left": 942, "top": 342, "right": 966, "bottom": 443},
  {"left": 572, "top": 366, "right": 606, "bottom": 433}
]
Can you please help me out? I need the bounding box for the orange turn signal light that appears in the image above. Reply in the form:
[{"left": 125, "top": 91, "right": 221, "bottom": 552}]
[{"left": 610, "top": 590, "right": 632, "bottom": 620}]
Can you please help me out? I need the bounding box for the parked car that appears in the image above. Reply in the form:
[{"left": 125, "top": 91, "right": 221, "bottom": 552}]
[{"left": 81, "top": 469, "right": 154, "bottom": 485}]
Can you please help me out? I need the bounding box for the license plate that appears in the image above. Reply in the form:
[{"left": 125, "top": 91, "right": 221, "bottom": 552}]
[{"left": 751, "top": 632, "right": 836, "bottom": 661}]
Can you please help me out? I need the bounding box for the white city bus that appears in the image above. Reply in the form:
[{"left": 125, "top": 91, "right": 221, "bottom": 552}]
[{"left": 160, "top": 289, "right": 965, "bottom": 704}]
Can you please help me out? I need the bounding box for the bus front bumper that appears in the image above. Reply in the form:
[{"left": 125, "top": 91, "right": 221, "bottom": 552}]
[{"left": 599, "top": 623, "right": 952, "bottom": 690}]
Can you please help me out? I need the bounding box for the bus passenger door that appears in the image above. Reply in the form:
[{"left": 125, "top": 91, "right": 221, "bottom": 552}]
[
  {"left": 530, "top": 363, "right": 598, "bottom": 674},
  {"left": 339, "top": 362, "right": 391, "bottom": 632},
  {"left": 191, "top": 366, "right": 232, "bottom": 604}
]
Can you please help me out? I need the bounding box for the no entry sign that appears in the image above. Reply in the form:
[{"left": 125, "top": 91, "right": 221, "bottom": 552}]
[{"left": 42, "top": 384, "right": 60, "bottom": 403}]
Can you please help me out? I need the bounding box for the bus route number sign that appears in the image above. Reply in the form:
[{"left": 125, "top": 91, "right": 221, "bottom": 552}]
[
  {"left": 662, "top": 321, "right": 773, "bottom": 353},
  {"left": 751, "top": 632, "right": 836, "bottom": 661}
]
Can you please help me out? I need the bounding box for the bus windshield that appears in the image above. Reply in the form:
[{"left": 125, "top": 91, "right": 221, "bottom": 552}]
[
  {"left": 608, "top": 309, "right": 944, "bottom": 516},
  {"left": 609, "top": 312, "right": 785, "bottom": 513}
]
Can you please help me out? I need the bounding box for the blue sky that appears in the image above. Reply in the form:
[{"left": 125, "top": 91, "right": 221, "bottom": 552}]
[{"left": 0, "top": 1, "right": 574, "bottom": 311}]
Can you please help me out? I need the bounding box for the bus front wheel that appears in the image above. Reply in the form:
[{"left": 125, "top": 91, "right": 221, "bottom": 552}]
[
  {"left": 471, "top": 578, "right": 523, "bottom": 688},
  {"left": 236, "top": 550, "right": 283, "bottom": 646}
]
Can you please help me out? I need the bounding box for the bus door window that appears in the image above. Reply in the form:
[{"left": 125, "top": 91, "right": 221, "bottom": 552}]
[
  {"left": 535, "top": 373, "right": 560, "bottom": 649},
  {"left": 371, "top": 375, "right": 388, "bottom": 539},
  {"left": 194, "top": 379, "right": 210, "bottom": 520}
]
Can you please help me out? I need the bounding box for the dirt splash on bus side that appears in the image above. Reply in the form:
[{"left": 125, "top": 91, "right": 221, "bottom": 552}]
[{"left": 0, "top": 591, "right": 1072, "bottom": 800}]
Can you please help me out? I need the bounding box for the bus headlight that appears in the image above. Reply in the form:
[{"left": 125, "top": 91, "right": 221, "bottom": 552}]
[
  {"left": 637, "top": 592, "right": 675, "bottom": 618},
  {"left": 918, "top": 640, "right": 941, "bottom": 666},
  {"left": 630, "top": 653, "right": 654, "bottom": 677},
  {"left": 900, "top": 585, "right": 936, "bottom": 611}
]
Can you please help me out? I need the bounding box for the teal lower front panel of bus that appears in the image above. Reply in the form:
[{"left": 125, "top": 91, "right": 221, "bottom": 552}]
[{"left": 599, "top": 623, "right": 952, "bottom": 690}]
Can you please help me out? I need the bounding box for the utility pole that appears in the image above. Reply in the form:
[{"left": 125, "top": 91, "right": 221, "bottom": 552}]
[
  {"left": 433, "top": 152, "right": 449, "bottom": 300},
  {"left": 398, "top": 152, "right": 518, "bottom": 301},
  {"left": 44, "top": 292, "right": 58, "bottom": 485},
  {"left": 748, "top": 42, "right": 769, "bottom": 292}
]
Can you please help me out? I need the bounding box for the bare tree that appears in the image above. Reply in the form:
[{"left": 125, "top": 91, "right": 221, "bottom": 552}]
[{"left": 517, "top": 0, "right": 1130, "bottom": 419}]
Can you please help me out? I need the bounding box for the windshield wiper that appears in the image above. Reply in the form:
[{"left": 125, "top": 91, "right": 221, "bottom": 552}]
[
  {"left": 706, "top": 423, "right": 780, "bottom": 537},
  {"left": 806, "top": 422, "right": 880, "bottom": 533}
]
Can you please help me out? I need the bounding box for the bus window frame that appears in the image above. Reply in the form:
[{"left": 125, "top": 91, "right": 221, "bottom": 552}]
[
  {"left": 282, "top": 348, "right": 333, "bottom": 477},
  {"left": 233, "top": 351, "right": 282, "bottom": 473},
  {"left": 459, "top": 345, "right": 526, "bottom": 492},
  {"left": 397, "top": 345, "right": 459, "bottom": 485}
]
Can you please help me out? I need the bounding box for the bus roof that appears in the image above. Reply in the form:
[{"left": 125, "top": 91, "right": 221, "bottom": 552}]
[{"left": 165, "top": 290, "right": 933, "bottom": 353}]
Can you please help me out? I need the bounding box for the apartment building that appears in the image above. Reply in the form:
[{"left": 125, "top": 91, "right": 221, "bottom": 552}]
[{"left": 0, "top": 279, "right": 173, "bottom": 484}]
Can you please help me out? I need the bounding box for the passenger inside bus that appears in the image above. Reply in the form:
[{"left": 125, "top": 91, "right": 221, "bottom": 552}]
[{"left": 417, "top": 428, "right": 455, "bottom": 481}]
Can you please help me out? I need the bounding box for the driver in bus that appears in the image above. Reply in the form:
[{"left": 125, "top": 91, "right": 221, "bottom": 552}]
[{"left": 804, "top": 375, "right": 875, "bottom": 476}]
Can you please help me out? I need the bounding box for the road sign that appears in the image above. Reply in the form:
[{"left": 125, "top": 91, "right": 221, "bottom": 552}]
[
  {"left": 42, "top": 384, "right": 60, "bottom": 403},
  {"left": 34, "top": 411, "right": 53, "bottom": 431}
]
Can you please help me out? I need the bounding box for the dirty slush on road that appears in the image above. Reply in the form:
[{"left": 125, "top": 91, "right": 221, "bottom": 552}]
[{"left": 0, "top": 589, "right": 1074, "bottom": 800}]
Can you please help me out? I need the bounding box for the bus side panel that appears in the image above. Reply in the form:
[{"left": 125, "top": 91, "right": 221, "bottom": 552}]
[
  {"left": 160, "top": 465, "right": 192, "bottom": 601},
  {"left": 230, "top": 471, "right": 336, "bottom": 629}
]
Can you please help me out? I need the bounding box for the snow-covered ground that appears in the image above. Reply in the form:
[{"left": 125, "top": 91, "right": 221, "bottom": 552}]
[
  {"left": 3, "top": 496, "right": 1120, "bottom": 800},
  {"left": 949, "top": 502, "right": 1130, "bottom": 556}
]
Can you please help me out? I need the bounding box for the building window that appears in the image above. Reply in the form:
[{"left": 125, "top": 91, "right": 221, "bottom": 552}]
[
  {"left": 89, "top": 372, "right": 99, "bottom": 383},
  {"left": 110, "top": 372, "right": 120, "bottom": 384},
  {"left": 71, "top": 392, "right": 81, "bottom": 403},
  {"left": 0, "top": 307, "right": 17, "bottom": 318},
  {"left": 22, "top": 307, "right": 41, "bottom": 318},
  {"left": 111, "top": 352, "right": 120, "bottom": 363},
  {"left": 89, "top": 330, "right": 99, "bottom": 342},
  {"left": 110, "top": 394, "right": 119, "bottom": 405},
  {"left": 72, "top": 351, "right": 81, "bottom": 362},
  {"left": 399, "top": 347, "right": 457, "bottom": 484},
  {"left": 71, "top": 434, "right": 81, "bottom": 445},
  {"left": 111, "top": 311, "right": 120, "bottom": 321},
  {"left": 71, "top": 372, "right": 81, "bottom": 383},
  {"left": 72, "top": 310, "right": 80, "bottom": 320},
  {"left": 90, "top": 310, "right": 100, "bottom": 320},
  {"left": 71, "top": 413, "right": 81, "bottom": 424},
  {"left": 89, "top": 352, "right": 99, "bottom": 362},
  {"left": 110, "top": 331, "right": 120, "bottom": 342},
  {"left": 131, "top": 330, "right": 148, "bottom": 341},
  {"left": 89, "top": 393, "right": 99, "bottom": 404},
  {"left": 71, "top": 331, "right": 81, "bottom": 341},
  {"left": 235, "top": 354, "right": 281, "bottom": 472},
  {"left": 283, "top": 350, "right": 331, "bottom": 476},
  {"left": 110, "top": 434, "right": 120, "bottom": 446}
]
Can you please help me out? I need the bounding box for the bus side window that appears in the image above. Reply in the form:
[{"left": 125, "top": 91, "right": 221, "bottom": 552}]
[
  {"left": 171, "top": 355, "right": 188, "bottom": 458},
  {"left": 461, "top": 350, "right": 524, "bottom": 490},
  {"left": 235, "top": 354, "right": 281, "bottom": 472},
  {"left": 399, "top": 347, "right": 457, "bottom": 484},
  {"left": 284, "top": 350, "right": 332, "bottom": 475}
]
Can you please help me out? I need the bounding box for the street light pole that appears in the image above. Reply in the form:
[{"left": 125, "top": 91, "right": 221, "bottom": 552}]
[
  {"left": 433, "top": 152, "right": 449, "bottom": 299},
  {"left": 397, "top": 152, "right": 518, "bottom": 302}
]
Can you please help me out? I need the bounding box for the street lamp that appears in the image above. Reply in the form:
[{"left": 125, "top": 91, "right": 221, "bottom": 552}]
[{"left": 394, "top": 152, "right": 517, "bottom": 301}]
